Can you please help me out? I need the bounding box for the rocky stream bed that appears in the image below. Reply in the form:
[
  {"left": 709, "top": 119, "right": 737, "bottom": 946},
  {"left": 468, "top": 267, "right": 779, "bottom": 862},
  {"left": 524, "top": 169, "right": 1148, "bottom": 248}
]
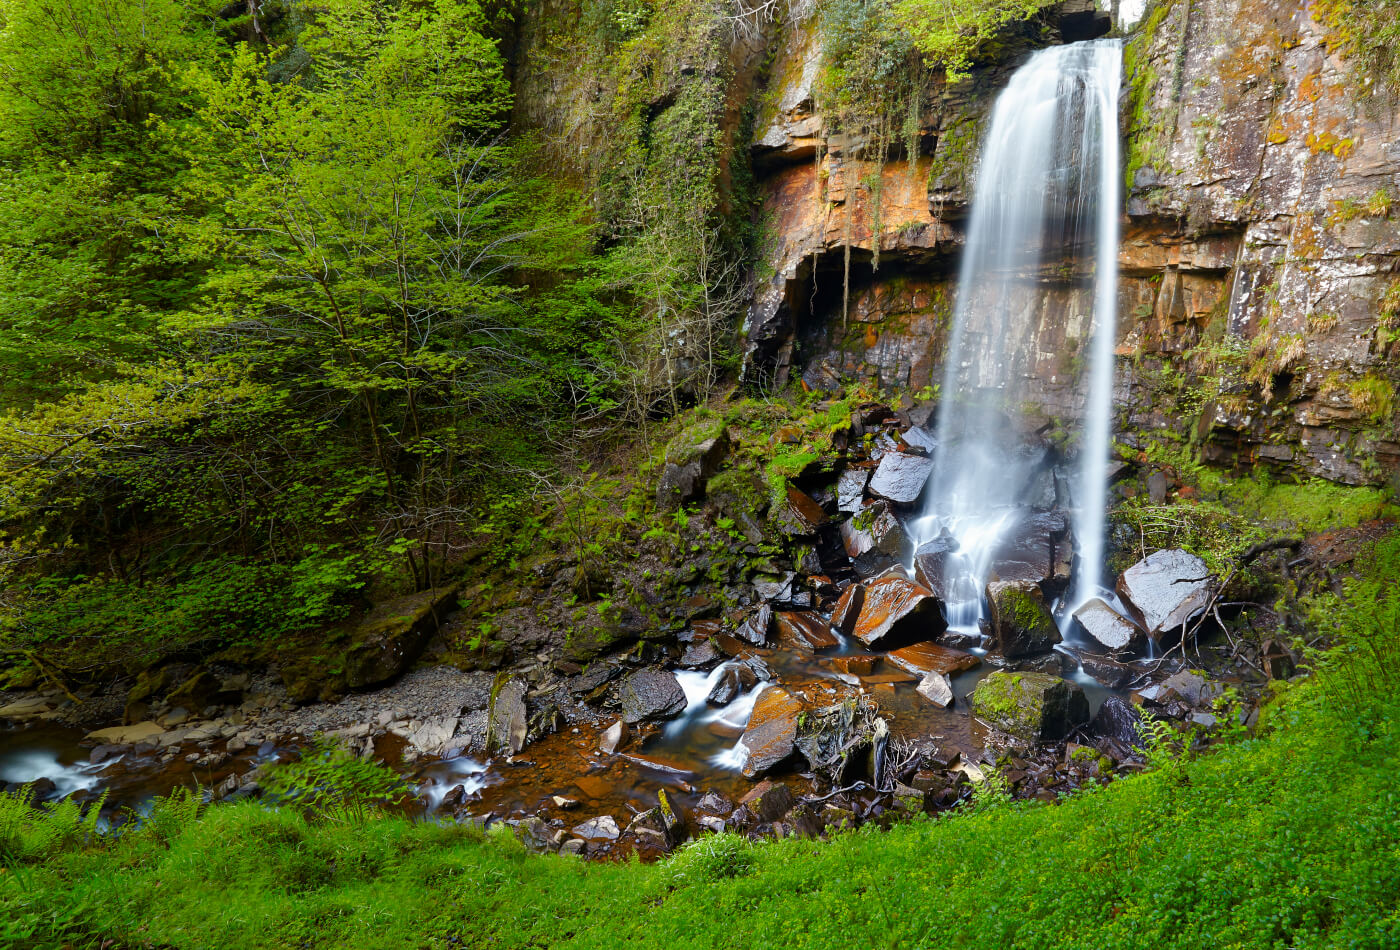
[{"left": 0, "top": 402, "right": 1292, "bottom": 860}]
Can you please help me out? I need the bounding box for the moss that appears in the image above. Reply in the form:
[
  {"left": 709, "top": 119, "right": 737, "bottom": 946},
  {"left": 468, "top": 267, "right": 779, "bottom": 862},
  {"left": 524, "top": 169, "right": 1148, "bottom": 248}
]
[{"left": 1349, "top": 374, "right": 1395, "bottom": 424}]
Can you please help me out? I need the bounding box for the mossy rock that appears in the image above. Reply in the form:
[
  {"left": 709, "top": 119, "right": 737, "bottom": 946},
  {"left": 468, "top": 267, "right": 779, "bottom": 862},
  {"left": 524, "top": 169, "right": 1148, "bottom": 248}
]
[
  {"left": 971, "top": 671, "right": 1088, "bottom": 743},
  {"left": 986, "top": 580, "right": 1062, "bottom": 657}
]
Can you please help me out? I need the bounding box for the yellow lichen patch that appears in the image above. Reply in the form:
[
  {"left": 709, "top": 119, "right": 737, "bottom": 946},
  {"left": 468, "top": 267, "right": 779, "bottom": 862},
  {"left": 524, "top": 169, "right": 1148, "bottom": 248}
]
[
  {"left": 1306, "top": 129, "right": 1357, "bottom": 159},
  {"left": 1298, "top": 70, "right": 1323, "bottom": 103}
]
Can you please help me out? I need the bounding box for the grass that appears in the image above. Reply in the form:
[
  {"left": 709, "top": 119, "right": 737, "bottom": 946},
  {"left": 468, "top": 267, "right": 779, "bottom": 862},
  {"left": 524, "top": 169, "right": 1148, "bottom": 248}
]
[{"left": 4, "top": 534, "right": 1400, "bottom": 948}]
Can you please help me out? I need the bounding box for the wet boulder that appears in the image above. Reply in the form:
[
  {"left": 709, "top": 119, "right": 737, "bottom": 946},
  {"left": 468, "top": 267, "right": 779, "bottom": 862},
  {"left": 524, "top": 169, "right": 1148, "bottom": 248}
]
[
  {"left": 1071, "top": 599, "right": 1145, "bottom": 654},
  {"left": 886, "top": 641, "right": 980, "bottom": 678},
  {"left": 736, "top": 685, "right": 804, "bottom": 778},
  {"left": 571, "top": 815, "right": 621, "bottom": 842},
  {"left": 487, "top": 676, "right": 528, "bottom": 754},
  {"left": 911, "top": 535, "right": 965, "bottom": 601},
  {"left": 915, "top": 673, "right": 955, "bottom": 708},
  {"left": 971, "top": 671, "right": 1089, "bottom": 742},
  {"left": 734, "top": 604, "right": 773, "bottom": 646},
  {"left": 1090, "top": 694, "right": 1144, "bottom": 747},
  {"left": 775, "top": 610, "right": 841, "bottom": 651},
  {"left": 619, "top": 670, "right": 688, "bottom": 724},
  {"left": 866, "top": 452, "right": 935, "bottom": 505},
  {"left": 830, "top": 585, "right": 865, "bottom": 634},
  {"left": 773, "top": 484, "right": 828, "bottom": 536},
  {"left": 680, "top": 638, "right": 724, "bottom": 669},
  {"left": 739, "top": 780, "right": 795, "bottom": 823},
  {"left": 840, "top": 502, "right": 913, "bottom": 575},
  {"left": 852, "top": 576, "right": 946, "bottom": 648},
  {"left": 989, "top": 511, "right": 1072, "bottom": 589},
  {"left": 706, "top": 664, "right": 742, "bottom": 705},
  {"left": 838, "top": 467, "right": 873, "bottom": 513},
  {"left": 1116, "top": 549, "right": 1215, "bottom": 639},
  {"left": 986, "top": 580, "right": 1061, "bottom": 657}
]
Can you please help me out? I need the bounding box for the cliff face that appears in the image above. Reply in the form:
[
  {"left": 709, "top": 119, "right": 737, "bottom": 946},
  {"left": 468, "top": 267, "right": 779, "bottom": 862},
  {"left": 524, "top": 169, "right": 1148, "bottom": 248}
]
[
  {"left": 508, "top": 0, "right": 1400, "bottom": 487},
  {"left": 743, "top": 0, "right": 1398, "bottom": 486}
]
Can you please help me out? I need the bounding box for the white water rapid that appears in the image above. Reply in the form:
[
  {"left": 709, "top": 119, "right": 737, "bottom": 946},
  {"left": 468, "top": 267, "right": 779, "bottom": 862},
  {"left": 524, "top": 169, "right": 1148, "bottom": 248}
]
[{"left": 914, "top": 39, "right": 1123, "bottom": 631}]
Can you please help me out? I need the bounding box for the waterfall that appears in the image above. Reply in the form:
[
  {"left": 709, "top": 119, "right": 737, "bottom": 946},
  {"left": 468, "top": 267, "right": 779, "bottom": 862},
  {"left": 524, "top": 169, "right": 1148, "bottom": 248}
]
[{"left": 913, "top": 40, "right": 1123, "bottom": 633}]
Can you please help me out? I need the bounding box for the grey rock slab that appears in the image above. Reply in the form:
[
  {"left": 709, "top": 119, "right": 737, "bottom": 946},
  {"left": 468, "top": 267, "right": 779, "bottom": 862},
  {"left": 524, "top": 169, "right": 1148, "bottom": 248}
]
[
  {"left": 866, "top": 452, "right": 934, "bottom": 505},
  {"left": 1071, "top": 598, "right": 1145, "bottom": 654},
  {"left": 618, "top": 670, "right": 687, "bottom": 724},
  {"left": 1116, "top": 549, "right": 1215, "bottom": 637}
]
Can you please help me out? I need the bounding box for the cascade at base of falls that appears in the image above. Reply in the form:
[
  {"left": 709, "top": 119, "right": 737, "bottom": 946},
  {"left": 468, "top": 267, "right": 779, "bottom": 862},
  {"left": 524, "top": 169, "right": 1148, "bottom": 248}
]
[{"left": 912, "top": 39, "right": 1124, "bottom": 641}]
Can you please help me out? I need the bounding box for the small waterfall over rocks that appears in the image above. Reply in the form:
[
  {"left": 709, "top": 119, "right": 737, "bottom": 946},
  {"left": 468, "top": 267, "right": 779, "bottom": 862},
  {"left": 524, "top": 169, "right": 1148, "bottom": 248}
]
[{"left": 913, "top": 39, "right": 1124, "bottom": 637}]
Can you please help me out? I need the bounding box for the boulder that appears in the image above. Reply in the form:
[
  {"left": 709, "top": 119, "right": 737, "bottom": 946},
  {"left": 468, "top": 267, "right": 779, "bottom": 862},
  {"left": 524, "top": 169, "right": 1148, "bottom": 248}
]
[
  {"left": 343, "top": 584, "right": 460, "bottom": 690},
  {"left": 985, "top": 580, "right": 1061, "bottom": 657},
  {"left": 1073, "top": 651, "right": 1143, "bottom": 690},
  {"left": 598, "top": 720, "right": 626, "bottom": 755},
  {"left": 738, "top": 780, "right": 794, "bottom": 823},
  {"left": 736, "top": 685, "right": 804, "bottom": 778},
  {"left": 867, "top": 452, "right": 935, "bottom": 505},
  {"left": 970, "top": 672, "right": 1089, "bottom": 742},
  {"left": 886, "top": 641, "right": 980, "bottom": 678},
  {"left": 911, "top": 536, "right": 969, "bottom": 601},
  {"left": 656, "top": 429, "right": 730, "bottom": 510},
  {"left": 1116, "top": 549, "right": 1215, "bottom": 638},
  {"left": 85, "top": 721, "right": 166, "bottom": 745},
  {"left": 839, "top": 502, "right": 913, "bottom": 567},
  {"left": 830, "top": 585, "right": 864, "bottom": 634},
  {"left": 774, "top": 484, "right": 828, "bottom": 535},
  {"left": 166, "top": 669, "right": 222, "bottom": 715},
  {"left": 619, "top": 669, "right": 688, "bottom": 724},
  {"left": 571, "top": 815, "right": 621, "bottom": 842},
  {"left": 680, "top": 639, "right": 723, "bottom": 668},
  {"left": 774, "top": 610, "right": 841, "bottom": 651},
  {"left": 706, "top": 664, "right": 742, "bottom": 705},
  {"left": 734, "top": 604, "right": 773, "bottom": 646},
  {"left": 1071, "top": 599, "right": 1145, "bottom": 654},
  {"left": 838, "top": 467, "right": 873, "bottom": 513},
  {"left": 989, "top": 511, "right": 1072, "bottom": 589},
  {"left": 1089, "top": 694, "right": 1144, "bottom": 747},
  {"left": 487, "top": 676, "right": 528, "bottom": 754},
  {"left": 852, "top": 576, "right": 946, "bottom": 648},
  {"left": 408, "top": 715, "right": 459, "bottom": 756},
  {"left": 626, "top": 789, "right": 685, "bottom": 850},
  {"left": 916, "top": 673, "right": 955, "bottom": 708}
]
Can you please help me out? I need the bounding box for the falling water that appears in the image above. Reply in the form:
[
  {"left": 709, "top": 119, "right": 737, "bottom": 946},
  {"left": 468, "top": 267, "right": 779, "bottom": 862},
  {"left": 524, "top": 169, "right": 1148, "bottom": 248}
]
[{"left": 914, "top": 40, "right": 1123, "bottom": 631}]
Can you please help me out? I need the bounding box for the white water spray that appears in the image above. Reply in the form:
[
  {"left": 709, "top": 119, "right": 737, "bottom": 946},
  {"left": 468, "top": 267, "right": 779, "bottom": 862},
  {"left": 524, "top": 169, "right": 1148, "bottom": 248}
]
[{"left": 916, "top": 40, "right": 1123, "bottom": 627}]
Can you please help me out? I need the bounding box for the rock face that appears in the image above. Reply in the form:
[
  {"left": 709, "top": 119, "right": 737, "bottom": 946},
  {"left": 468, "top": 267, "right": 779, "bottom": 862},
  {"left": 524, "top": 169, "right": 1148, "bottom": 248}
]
[
  {"left": 971, "top": 672, "right": 1089, "bottom": 742},
  {"left": 1117, "top": 550, "right": 1214, "bottom": 638},
  {"left": 851, "top": 576, "right": 946, "bottom": 647},
  {"left": 985, "top": 581, "right": 1061, "bottom": 657},
  {"left": 735, "top": 0, "right": 1399, "bottom": 489},
  {"left": 1072, "top": 598, "right": 1146, "bottom": 654},
  {"left": 736, "top": 685, "right": 804, "bottom": 778},
  {"left": 619, "top": 670, "right": 688, "bottom": 724}
]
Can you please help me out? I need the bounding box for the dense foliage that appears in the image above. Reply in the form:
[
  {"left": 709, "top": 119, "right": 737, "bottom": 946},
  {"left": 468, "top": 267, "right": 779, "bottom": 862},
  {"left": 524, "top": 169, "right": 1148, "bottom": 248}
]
[
  {"left": 3, "top": 533, "right": 1399, "bottom": 948},
  {"left": 0, "top": 0, "right": 734, "bottom": 676}
]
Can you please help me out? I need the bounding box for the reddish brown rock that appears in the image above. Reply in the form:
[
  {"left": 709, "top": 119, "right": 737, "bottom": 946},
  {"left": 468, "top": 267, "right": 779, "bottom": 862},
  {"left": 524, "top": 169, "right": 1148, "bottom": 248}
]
[
  {"left": 775, "top": 610, "right": 841, "bottom": 651},
  {"left": 886, "top": 641, "right": 980, "bottom": 678},
  {"left": 736, "top": 686, "right": 805, "bottom": 778},
  {"left": 830, "top": 584, "right": 865, "bottom": 634},
  {"left": 830, "top": 655, "right": 877, "bottom": 676},
  {"left": 851, "top": 576, "right": 946, "bottom": 648}
]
